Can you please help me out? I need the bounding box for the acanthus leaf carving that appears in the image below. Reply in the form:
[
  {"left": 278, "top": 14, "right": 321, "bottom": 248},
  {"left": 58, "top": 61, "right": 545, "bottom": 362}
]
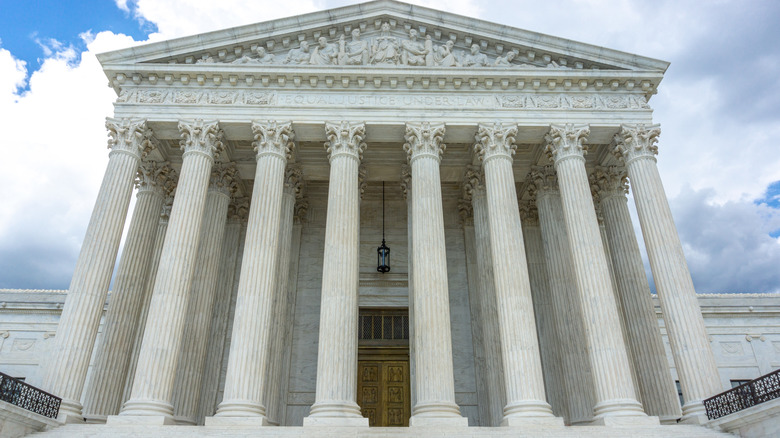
[
  {"left": 589, "top": 166, "right": 629, "bottom": 204},
  {"left": 544, "top": 123, "right": 590, "bottom": 164},
  {"left": 518, "top": 199, "right": 539, "bottom": 226},
  {"left": 251, "top": 120, "right": 295, "bottom": 161},
  {"left": 403, "top": 122, "right": 446, "bottom": 162},
  {"left": 209, "top": 162, "right": 239, "bottom": 196},
  {"left": 106, "top": 117, "right": 154, "bottom": 160},
  {"left": 400, "top": 164, "right": 412, "bottom": 201},
  {"left": 178, "top": 119, "right": 225, "bottom": 160},
  {"left": 135, "top": 160, "right": 177, "bottom": 197},
  {"left": 324, "top": 121, "right": 367, "bottom": 161},
  {"left": 474, "top": 122, "right": 518, "bottom": 163},
  {"left": 527, "top": 165, "right": 558, "bottom": 197},
  {"left": 227, "top": 196, "right": 250, "bottom": 224},
  {"left": 613, "top": 123, "right": 661, "bottom": 165},
  {"left": 284, "top": 164, "right": 305, "bottom": 199}
]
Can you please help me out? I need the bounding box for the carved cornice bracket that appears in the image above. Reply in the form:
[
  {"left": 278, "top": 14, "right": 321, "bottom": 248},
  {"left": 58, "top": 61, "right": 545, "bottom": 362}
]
[
  {"left": 106, "top": 117, "right": 154, "bottom": 160},
  {"left": 474, "top": 122, "right": 518, "bottom": 164},
  {"left": 178, "top": 119, "right": 225, "bottom": 160},
  {"left": 544, "top": 123, "right": 590, "bottom": 164},
  {"left": 613, "top": 123, "right": 661, "bottom": 165},
  {"left": 251, "top": 120, "right": 295, "bottom": 161},
  {"left": 324, "top": 121, "right": 367, "bottom": 162},
  {"left": 403, "top": 122, "right": 446, "bottom": 163}
]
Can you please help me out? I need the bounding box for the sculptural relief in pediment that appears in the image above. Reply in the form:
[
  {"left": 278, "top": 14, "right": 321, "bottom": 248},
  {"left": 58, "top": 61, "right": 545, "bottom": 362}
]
[{"left": 176, "top": 20, "right": 595, "bottom": 70}]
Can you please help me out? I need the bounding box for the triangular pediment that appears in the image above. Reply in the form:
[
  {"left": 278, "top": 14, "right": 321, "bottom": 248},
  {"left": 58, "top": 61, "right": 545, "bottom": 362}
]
[{"left": 97, "top": 0, "right": 668, "bottom": 74}]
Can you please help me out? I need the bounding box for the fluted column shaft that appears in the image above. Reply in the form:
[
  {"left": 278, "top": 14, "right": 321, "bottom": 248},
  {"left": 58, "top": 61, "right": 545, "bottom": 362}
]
[
  {"left": 84, "top": 161, "right": 172, "bottom": 419},
  {"left": 475, "top": 124, "right": 554, "bottom": 425},
  {"left": 545, "top": 124, "right": 646, "bottom": 420},
  {"left": 43, "top": 118, "right": 151, "bottom": 421},
  {"left": 592, "top": 167, "right": 682, "bottom": 421},
  {"left": 265, "top": 170, "right": 301, "bottom": 425},
  {"left": 118, "top": 120, "right": 223, "bottom": 422},
  {"left": 122, "top": 201, "right": 171, "bottom": 404},
  {"left": 614, "top": 125, "right": 720, "bottom": 422},
  {"left": 532, "top": 176, "right": 594, "bottom": 424},
  {"left": 404, "top": 122, "right": 465, "bottom": 426},
  {"left": 401, "top": 166, "right": 417, "bottom": 410},
  {"left": 520, "top": 209, "right": 566, "bottom": 419},
  {"left": 172, "top": 165, "right": 235, "bottom": 424},
  {"left": 470, "top": 182, "right": 506, "bottom": 426},
  {"left": 305, "top": 122, "right": 366, "bottom": 426},
  {"left": 197, "top": 214, "right": 243, "bottom": 424},
  {"left": 214, "top": 121, "right": 292, "bottom": 423}
]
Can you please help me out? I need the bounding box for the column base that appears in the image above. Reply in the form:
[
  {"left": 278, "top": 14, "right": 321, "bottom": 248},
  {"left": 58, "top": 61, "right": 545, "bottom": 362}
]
[
  {"left": 409, "top": 415, "right": 469, "bottom": 427},
  {"left": 173, "top": 415, "right": 197, "bottom": 425},
  {"left": 214, "top": 399, "right": 266, "bottom": 418},
  {"left": 83, "top": 415, "right": 107, "bottom": 424},
  {"left": 589, "top": 415, "right": 660, "bottom": 427},
  {"left": 659, "top": 415, "right": 682, "bottom": 425},
  {"left": 680, "top": 400, "right": 709, "bottom": 424},
  {"left": 205, "top": 416, "right": 272, "bottom": 426},
  {"left": 593, "top": 398, "right": 647, "bottom": 418},
  {"left": 106, "top": 415, "right": 176, "bottom": 425},
  {"left": 501, "top": 416, "right": 565, "bottom": 427},
  {"left": 303, "top": 416, "right": 369, "bottom": 427},
  {"left": 118, "top": 398, "right": 174, "bottom": 418}
]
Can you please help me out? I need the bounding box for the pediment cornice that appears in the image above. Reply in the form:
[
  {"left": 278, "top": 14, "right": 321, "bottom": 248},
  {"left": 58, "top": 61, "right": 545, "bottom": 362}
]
[{"left": 98, "top": 0, "right": 668, "bottom": 97}]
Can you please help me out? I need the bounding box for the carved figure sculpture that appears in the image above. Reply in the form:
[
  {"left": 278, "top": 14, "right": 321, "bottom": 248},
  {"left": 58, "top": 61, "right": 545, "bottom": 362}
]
[
  {"left": 232, "top": 46, "right": 275, "bottom": 64},
  {"left": 494, "top": 49, "right": 519, "bottom": 67},
  {"left": 310, "top": 36, "right": 338, "bottom": 65},
  {"left": 461, "top": 44, "right": 489, "bottom": 67},
  {"left": 284, "top": 41, "right": 311, "bottom": 65},
  {"left": 370, "top": 23, "right": 400, "bottom": 65},
  {"left": 400, "top": 29, "right": 428, "bottom": 66},
  {"left": 339, "top": 29, "right": 369, "bottom": 65},
  {"left": 433, "top": 40, "right": 458, "bottom": 67}
]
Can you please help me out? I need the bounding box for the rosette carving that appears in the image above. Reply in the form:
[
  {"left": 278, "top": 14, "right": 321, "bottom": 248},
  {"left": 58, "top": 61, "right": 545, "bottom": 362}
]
[
  {"left": 589, "top": 166, "right": 629, "bottom": 203},
  {"left": 135, "top": 160, "right": 177, "bottom": 197},
  {"left": 251, "top": 120, "right": 295, "bottom": 161},
  {"left": 474, "top": 122, "right": 518, "bottom": 163},
  {"left": 106, "top": 117, "right": 154, "bottom": 159},
  {"left": 324, "top": 121, "right": 367, "bottom": 161},
  {"left": 544, "top": 123, "right": 590, "bottom": 163},
  {"left": 403, "top": 122, "right": 446, "bottom": 162},
  {"left": 613, "top": 123, "right": 661, "bottom": 164},
  {"left": 209, "top": 162, "right": 239, "bottom": 196},
  {"left": 178, "top": 119, "right": 224, "bottom": 159}
]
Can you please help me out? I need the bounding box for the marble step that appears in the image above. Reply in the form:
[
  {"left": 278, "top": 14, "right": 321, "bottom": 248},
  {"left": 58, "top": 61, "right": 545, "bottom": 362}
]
[{"left": 31, "top": 424, "right": 735, "bottom": 438}]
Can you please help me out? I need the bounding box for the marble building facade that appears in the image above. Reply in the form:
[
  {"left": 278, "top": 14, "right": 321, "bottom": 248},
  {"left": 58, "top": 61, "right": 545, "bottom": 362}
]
[{"left": 4, "top": 0, "right": 769, "bottom": 432}]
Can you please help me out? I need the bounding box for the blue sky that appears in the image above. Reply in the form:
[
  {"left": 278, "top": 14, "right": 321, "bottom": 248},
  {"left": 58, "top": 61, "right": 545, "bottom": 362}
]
[{"left": 0, "top": 0, "right": 779, "bottom": 293}]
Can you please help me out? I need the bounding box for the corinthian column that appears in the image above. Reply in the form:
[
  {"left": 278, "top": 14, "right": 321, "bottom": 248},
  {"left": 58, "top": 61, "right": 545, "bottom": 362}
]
[
  {"left": 197, "top": 198, "right": 248, "bottom": 423},
  {"left": 545, "top": 124, "right": 654, "bottom": 425},
  {"left": 401, "top": 165, "right": 417, "bottom": 411},
  {"left": 475, "top": 124, "right": 559, "bottom": 427},
  {"left": 519, "top": 200, "right": 566, "bottom": 420},
  {"left": 462, "top": 166, "right": 505, "bottom": 427},
  {"left": 211, "top": 121, "right": 293, "bottom": 425},
  {"left": 42, "top": 118, "right": 153, "bottom": 422},
  {"left": 614, "top": 124, "right": 720, "bottom": 423},
  {"left": 84, "top": 161, "right": 175, "bottom": 421},
  {"left": 172, "top": 162, "right": 238, "bottom": 424},
  {"left": 115, "top": 119, "right": 224, "bottom": 425},
  {"left": 590, "top": 166, "right": 681, "bottom": 422},
  {"left": 404, "top": 122, "right": 467, "bottom": 427},
  {"left": 528, "top": 166, "right": 595, "bottom": 424},
  {"left": 265, "top": 165, "right": 304, "bottom": 425},
  {"left": 304, "top": 122, "right": 368, "bottom": 427}
]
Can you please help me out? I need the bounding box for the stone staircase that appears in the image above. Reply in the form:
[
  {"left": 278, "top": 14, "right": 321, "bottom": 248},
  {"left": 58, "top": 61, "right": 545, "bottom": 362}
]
[{"left": 31, "top": 423, "right": 735, "bottom": 438}]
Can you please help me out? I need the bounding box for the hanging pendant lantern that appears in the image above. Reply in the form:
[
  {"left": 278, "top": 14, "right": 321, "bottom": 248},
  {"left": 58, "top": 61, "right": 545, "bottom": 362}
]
[{"left": 377, "top": 181, "right": 391, "bottom": 273}]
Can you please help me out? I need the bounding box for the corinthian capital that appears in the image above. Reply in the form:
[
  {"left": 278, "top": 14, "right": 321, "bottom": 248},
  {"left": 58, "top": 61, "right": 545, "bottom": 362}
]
[
  {"left": 227, "top": 196, "right": 250, "bottom": 224},
  {"left": 135, "top": 160, "right": 177, "bottom": 197},
  {"left": 474, "top": 123, "right": 518, "bottom": 163},
  {"left": 589, "top": 166, "right": 629, "bottom": 203},
  {"left": 527, "top": 165, "right": 558, "bottom": 197},
  {"left": 544, "top": 123, "right": 590, "bottom": 164},
  {"left": 461, "top": 164, "right": 485, "bottom": 200},
  {"left": 284, "top": 164, "right": 305, "bottom": 199},
  {"left": 106, "top": 117, "right": 154, "bottom": 160},
  {"left": 403, "top": 122, "right": 446, "bottom": 163},
  {"left": 613, "top": 123, "right": 661, "bottom": 164},
  {"left": 209, "top": 162, "right": 239, "bottom": 196},
  {"left": 252, "top": 120, "right": 295, "bottom": 161},
  {"left": 518, "top": 199, "right": 539, "bottom": 226},
  {"left": 178, "top": 119, "right": 224, "bottom": 160},
  {"left": 324, "top": 121, "right": 367, "bottom": 161}
]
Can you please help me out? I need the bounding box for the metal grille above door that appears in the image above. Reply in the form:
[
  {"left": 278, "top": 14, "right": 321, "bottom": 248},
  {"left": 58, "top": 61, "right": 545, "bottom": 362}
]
[{"left": 358, "top": 309, "right": 409, "bottom": 343}]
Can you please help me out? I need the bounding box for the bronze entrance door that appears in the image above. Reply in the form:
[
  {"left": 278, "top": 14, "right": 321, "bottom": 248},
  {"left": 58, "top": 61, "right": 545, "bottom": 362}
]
[
  {"left": 357, "top": 357, "right": 410, "bottom": 427},
  {"left": 357, "top": 309, "right": 410, "bottom": 427}
]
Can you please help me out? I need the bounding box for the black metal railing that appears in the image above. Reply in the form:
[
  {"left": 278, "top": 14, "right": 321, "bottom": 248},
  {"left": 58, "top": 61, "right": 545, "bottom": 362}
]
[
  {"left": 0, "top": 372, "right": 61, "bottom": 419},
  {"left": 704, "top": 368, "right": 780, "bottom": 420}
]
